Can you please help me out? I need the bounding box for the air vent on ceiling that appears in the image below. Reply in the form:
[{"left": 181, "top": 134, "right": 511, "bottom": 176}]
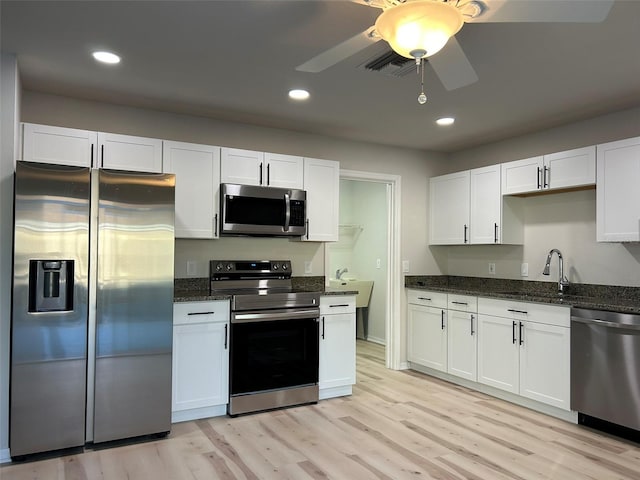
[{"left": 358, "top": 49, "right": 419, "bottom": 77}]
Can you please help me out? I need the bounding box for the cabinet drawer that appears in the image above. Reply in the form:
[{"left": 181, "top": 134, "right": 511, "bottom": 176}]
[
  {"left": 478, "top": 297, "right": 569, "bottom": 328},
  {"left": 448, "top": 294, "right": 477, "bottom": 313},
  {"left": 407, "top": 290, "right": 447, "bottom": 308},
  {"left": 320, "top": 296, "right": 356, "bottom": 315},
  {"left": 173, "top": 301, "right": 230, "bottom": 325}
]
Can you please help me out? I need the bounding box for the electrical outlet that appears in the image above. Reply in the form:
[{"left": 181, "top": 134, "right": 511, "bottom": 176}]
[
  {"left": 376, "top": 258, "right": 381, "bottom": 269},
  {"left": 304, "top": 261, "right": 312, "bottom": 274},
  {"left": 521, "top": 263, "right": 529, "bottom": 277},
  {"left": 402, "top": 260, "right": 410, "bottom": 273},
  {"left": 186, "top": 261, "right": 197, "bottom": 276},
  {"left": 488, "top": 263, "right": 496, "bottom": 275}
]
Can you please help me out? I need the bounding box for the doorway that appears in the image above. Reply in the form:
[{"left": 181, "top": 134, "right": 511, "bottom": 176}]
[{"left": 325, "top": 169, "right": 402, "bottom": 370}]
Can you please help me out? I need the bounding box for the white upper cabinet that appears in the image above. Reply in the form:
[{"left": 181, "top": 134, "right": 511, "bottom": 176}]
[
  {"left": 263, "top": 153, "right": 304, "bottom": 189},
  {"left": 97, "top": 132, "right": 163, "bottom": 172},
  {"left": 429, "top": 170, "right": 470, "bottom": 245},
  {"left": 163, "top": 141, "right": 221, "bottom": 239},
  {"left": 220, "top": 148, "right": 303, "bottom": 188},
  {"left": 596, "top": 136, "right": 640, "bottom": 242},
  {"left": 431, "top": 167, "right": 522, "bottom": 245},
  {"left": 502, "top": 146, "right": 595, "bottom": 195},
  {"left": 220, "top": 148, "right": 264, "bottom": 185},
  {"left": 302, "top": 157, "right": 339, "bottom": 242},
  {"left": 21, "top": 123, "right": 97, "bottom": 167}
]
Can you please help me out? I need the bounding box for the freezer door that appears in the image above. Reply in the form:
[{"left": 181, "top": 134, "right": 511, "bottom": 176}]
[
  {"left": 93, "top": 169, "right": 175, "bottom": 443},
  {"left": 10, "top": 162, "right": 90, "bottom": 457}
]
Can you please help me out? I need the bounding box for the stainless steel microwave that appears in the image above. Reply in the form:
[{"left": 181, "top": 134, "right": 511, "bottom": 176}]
[{"left": 220, "top": 183, "right": 306, "bottom": 236}]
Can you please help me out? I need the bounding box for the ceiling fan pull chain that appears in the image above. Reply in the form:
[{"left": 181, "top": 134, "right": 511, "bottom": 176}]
[{"left": 417, "top": 58, "right": 427, "bottom": 105}]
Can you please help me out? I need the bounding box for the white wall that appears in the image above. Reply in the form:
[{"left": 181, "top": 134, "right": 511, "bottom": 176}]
[
  {"left": 444, "top": 106, "right": 640, "bottom": 287},
  {"left": 20, "top": 91, "right": 449, "bottom": 279},
  {"left": 0, "top": 53, "right": 21, "bottom": 461}
]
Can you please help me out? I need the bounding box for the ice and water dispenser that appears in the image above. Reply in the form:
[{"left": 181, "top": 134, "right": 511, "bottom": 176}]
[{"left": 28, "top": 259, "right": 74, "bottom": 312}]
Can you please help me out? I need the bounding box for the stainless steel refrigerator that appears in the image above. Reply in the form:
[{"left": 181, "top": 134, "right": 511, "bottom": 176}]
[{"left": 10, "top": 161, "right": 175, "bottom": 457}]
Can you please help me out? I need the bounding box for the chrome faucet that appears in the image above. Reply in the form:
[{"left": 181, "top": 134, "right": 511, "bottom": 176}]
[
  {"left": 336, "top": 268, "right": 348, "bottom": 280},
  {"left": 542, "top": 248, "right": 570, "bottom": 294}
]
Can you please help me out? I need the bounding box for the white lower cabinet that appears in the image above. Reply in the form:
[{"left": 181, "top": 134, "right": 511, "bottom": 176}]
[
  {"left": 446, "top": 294, "right": 478, "bottom": 381},
  {"left": 477, "top": 298, "right": 571, "bottom": 410},
  {"left": 172, "top": 301, "right": 230, "bottom": 422},
  {"left": 319, "top": 296, "right": 356, "bottom": 399},
  {"left": 407, "top": 290, "right": 448, "bottom": 372}
]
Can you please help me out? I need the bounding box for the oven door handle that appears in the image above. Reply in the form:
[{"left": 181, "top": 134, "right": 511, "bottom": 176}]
[{"left": 232, "top": 308, "right": 320, "bottom": 323}]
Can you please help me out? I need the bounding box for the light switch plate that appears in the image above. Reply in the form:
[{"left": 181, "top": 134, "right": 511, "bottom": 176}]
[
  {"left": 304, "top": 261, "right": 312, "bottom": 274},
  {"left": 402, "top": 260, "right": 410, "bottom": 273},
  {"left": 186, "top": 261, "right": 197, "bottom": 276},
  {"left": 489, "top": 263, "right": 496, "bottom": 275},
  {"left": 521, "top": 263, "right": 529, "bottom": 277}
]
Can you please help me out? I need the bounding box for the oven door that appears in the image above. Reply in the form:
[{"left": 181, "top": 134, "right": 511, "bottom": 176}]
[{"left": 230, "top": 309, "right": 319, "bottom": 397}]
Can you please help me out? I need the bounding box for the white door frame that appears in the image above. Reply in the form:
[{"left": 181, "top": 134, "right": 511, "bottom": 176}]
[{"left": 324, "top": 169, "right": 402, "bottom": 370}]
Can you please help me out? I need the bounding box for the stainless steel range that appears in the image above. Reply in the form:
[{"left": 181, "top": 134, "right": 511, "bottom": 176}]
[{"left": 210, "top": 260, "right": 320, "bottom": 416}]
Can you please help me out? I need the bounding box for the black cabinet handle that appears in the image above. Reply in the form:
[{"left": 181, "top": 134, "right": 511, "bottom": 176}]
[
  {"left": 322, "top": 317, "right": 325, "bottom": 339},
  {"left": 441, "top": 310, "right": 445, "bottom": 330},
  {"left": 214, "top": 213, "right": 218, "bottom": 237},
  {"left": 267, "top": 163, "right": 271, "bottom": 185},
  {"left": 451, "top": 301, "right": 468, "bottom": 306},
  {"left": 537, "top": 166, "right": 542, "bottom": 189},
  {"left": 543, "top": 166, "right": 549, "bottom": 188},
  {"left": 494, "top": 223, "right": 499, "bottom": 243},
  {"left": 519, "top": 322, "right": 524, "bottom": 345},
  {"left": 329, "top": 304, "right": 349, "bottom": 308},
  {"left": 470, "top": 314, "right": 475, "bottom": 336},
  {"left": 101, "top": 144, "right": 104, "bottom": 168},
  {"left": 224, "top": 324, "right": 228, "bottom": 350},
  {"left": 507, "top": 308, "right": 528, "bottom": 315},
  {"left": 512, "top": 321, "right": 517, "bottom": 344},
  {"left": 305, "top": 219, "right": 309, "bottom": 240},
  {"left": 90, "top": 144, "right": 94, "bottom": 168},
  {"left": 259, "top": 163, "right": 263, "bottom": 185},
  {"left": 464, "top": 224, "right": 468, "bottom": 244},
  {"left": 187, "top": 311, "right": 215, "bottom": 316},
  {"left": 417, "top": 297, "right": 431, "bottom": 301}
]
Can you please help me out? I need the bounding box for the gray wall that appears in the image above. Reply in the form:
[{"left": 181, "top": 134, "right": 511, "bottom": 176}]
[
  {"left": 1, "top": 53, "right": 20, "bottom": 460},
  {"left": 443, "top": 106, "right": 640, "bottom": 286}
]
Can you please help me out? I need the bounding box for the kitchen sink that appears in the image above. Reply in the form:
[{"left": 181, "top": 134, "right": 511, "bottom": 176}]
[{"left": 329, "top": 279, "right": 374, "bottom": 308}]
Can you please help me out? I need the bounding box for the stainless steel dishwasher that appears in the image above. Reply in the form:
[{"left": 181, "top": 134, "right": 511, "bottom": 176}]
[{"left": 571, "top": 307, "right": 640, "bottom": 431}]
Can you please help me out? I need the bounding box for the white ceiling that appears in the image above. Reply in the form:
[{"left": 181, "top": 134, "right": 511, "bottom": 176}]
[{"left": 2, "top": 0, "right": 639, "bottom": 152}]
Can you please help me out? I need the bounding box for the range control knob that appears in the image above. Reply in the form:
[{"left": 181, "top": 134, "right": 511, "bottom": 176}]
[
  {"left": 281, "top": 263, "right": 288, "bottom": 271},
  {"left": 273, "top": 263, "right": 279, "bottom": 271},
  {"left": 225, "top": 263, "right": 233, "bottom": 271},
  {"left": 215, "top": 263, "right": 224, "bottom": 272}
]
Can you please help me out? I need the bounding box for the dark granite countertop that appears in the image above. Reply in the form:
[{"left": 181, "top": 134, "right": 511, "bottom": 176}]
[
  {"left": 405, "top": 276, "right": 640, "bottom": 315},
  {"left": 173, "top": 276, "right": 356, "bottom": 303}
]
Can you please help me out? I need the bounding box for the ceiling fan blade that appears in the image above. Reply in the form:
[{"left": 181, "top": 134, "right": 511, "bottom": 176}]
[
  {"left": 429, "top": 37, "right": 479, "bottom": 91},
  {"left": 296, "top": 27, "right": 379, "bottom": 73},
  {"left": 469, "top": 0, "right": 614, "bottom": 23}
]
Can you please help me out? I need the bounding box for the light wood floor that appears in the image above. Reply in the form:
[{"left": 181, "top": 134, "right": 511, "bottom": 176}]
[{"left": 2, "top": 340, "right": 639, "bottom": 479}]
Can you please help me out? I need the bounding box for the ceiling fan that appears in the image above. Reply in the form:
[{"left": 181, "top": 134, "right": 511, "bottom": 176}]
[{"left": 296, "top": 0, "right": 614, "bottom": 100}]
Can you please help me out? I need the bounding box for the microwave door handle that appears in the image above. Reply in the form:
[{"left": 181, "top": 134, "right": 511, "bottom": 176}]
[{"left": 284, "top": 192, "right": 290, "bottom": 232}]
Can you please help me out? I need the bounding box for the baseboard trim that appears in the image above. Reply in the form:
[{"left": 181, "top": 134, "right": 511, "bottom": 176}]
[
  {"left": 0, "top": 448, "right": 11, "bottom": 464},
  {"left": 171, "top": 404, "right": 227, "bottom": 423},
  {"left": 319, "top": 385, "right": 352, "bottom": 400},
  {"left": 365, "top": 336, "right": 386, "bottom": 346}
]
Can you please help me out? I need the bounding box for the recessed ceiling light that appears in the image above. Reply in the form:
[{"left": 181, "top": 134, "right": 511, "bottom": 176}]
[
  {"left": 92, "top": 51, "right": 121, "bottom": 64},
  {"left": 436, "top": 117, "right": 455, "bottom": 126},
  {"left": 288, "top": 89, "right": 310, "bottom": 100}
]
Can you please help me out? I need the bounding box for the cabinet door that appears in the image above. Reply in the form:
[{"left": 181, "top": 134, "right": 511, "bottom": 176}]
[
  {"left": 264, "top": 153, "right": 304, "bottom": 189},
  {"left": 163, "top": 141, "right": 221, "bottom": 239},
  {"left": 319, "top": 312, "right": 356, "bottom": 390},
  {"left": 519, "top": 321, "right": 570, "bottom": 410},
  {"left": 407, "top": 304, "right": 447, "bottom": 372},
  {"left": 470, "top": 165, "right": 501, "bottom": 244},
  {"left": 22, "top": 123, "right": 96, "bottom": 167},
  {"left": 596, "top": 136, "right": 640, "bottom": 242},
  {"left": 98, "top": 132, "right": 163, "bottom": 172},
  {"left": 220, "top": 147, "right": 264, "bottom": 185},
  {"left": 447, "top": 310, "right": 477, "bottom": 381},
  {"left": 477, "top": 315, "right": 519, "bottom": 394},
  {"left": 544, "top": 146, "right": 595, "bottom": 190},
  {"left": 429, "top": 171, "right": 470, "bottom": 245},
  {"left": 501, "top": 156, "right": 543, "bottom": 195},
  {"left": 303, "top": 157, "right": 339, "bottom": 242},
  {"left": 172, "top": 321, "right": 229, "bottom": 412}
]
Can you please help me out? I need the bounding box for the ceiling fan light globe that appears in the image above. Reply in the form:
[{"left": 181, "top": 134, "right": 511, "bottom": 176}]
[{"left": 375, "top": 0, "right": 463, "bottom": 59}]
